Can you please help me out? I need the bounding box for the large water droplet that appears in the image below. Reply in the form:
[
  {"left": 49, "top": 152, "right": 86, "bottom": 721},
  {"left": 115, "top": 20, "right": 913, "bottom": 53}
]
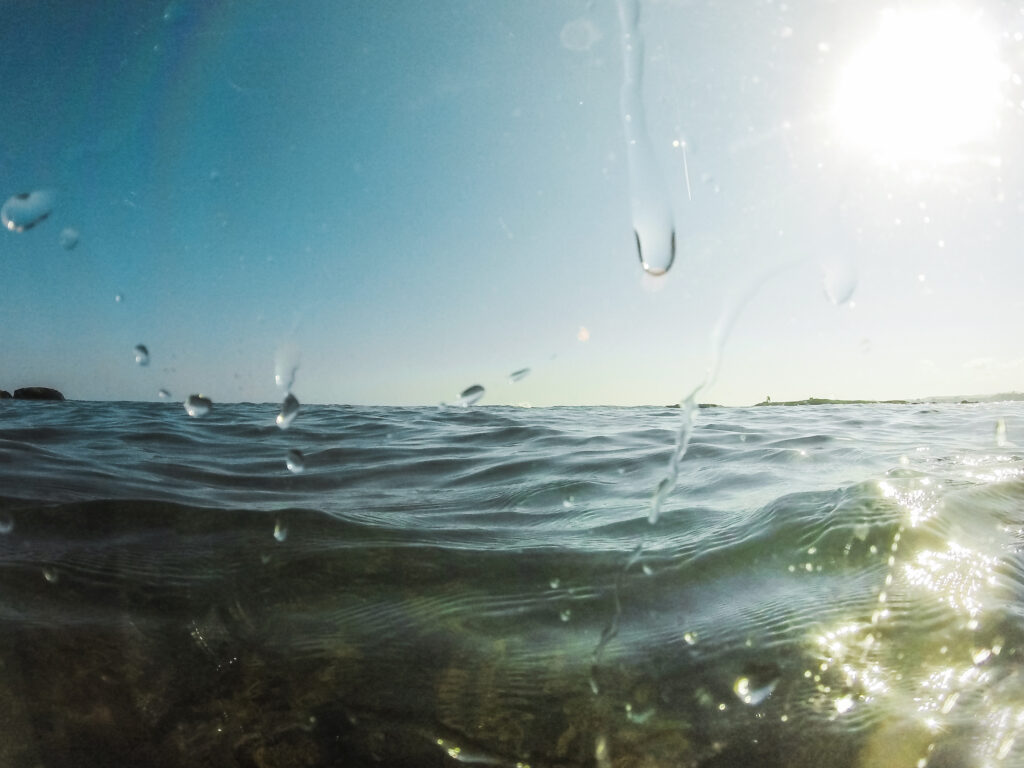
[
  {"left": 184, "top": 394, "right": 212, "bottom": 417},
  {"left": 616, "top": 0, "right": 676, "bottom": 276},
  {"left": 59, "top": 227, "right": 79, "bottom": 250},
  {"left": 133, "top": 344, "right": 150, "bottom": 366},
  {"left": 273, "top": 519, "right": 288, "bottom": 542},
  {"left": 286, "top": 449, "right": 305, "bottom": 473},
  {"left": 508, "top": 367, "right": 531, "bottom": 383},
  {"left": 455, "top": 384, "right": 484, "bottom": 407},
  {"left": 42, "top": 567, "right": 59, "bottom": 584},
  {"left": 823, "top": 259, "right": 857, "bottom": 305},
  {"left": 276, "top": 393, "right": 299, "bottom": 429},
  {"left": 2, "top": 190, "right": 55, "bottom": 232},
  {"left": 158, "top": 388, "right": 171, "bottom": 399}
]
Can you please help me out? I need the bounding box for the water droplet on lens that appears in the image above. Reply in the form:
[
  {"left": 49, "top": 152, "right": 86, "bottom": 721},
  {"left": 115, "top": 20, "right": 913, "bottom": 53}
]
[
  {"left": 0, "top": 514, "right": 13, "bottom": 534},
  {"left": 42, "top": 567, "right": 58, "bottom": 584},
  {"left": 455, "top": 384, "right": 484, "bottom": 407},
  {"left": 549, "top": 578, "right": 561, "bottom": 589},
  {"left": 733, "top": 675, "right": 777, "bottom": 706},
  {"left": 133, "top": 344, "right": 150, "bottom": 366},
  {"left": 114, "top": 293, "right": 123, "bottom": 303},
  {"left": 508, "top": 367, "right": 531, "bottom": 383},
  {"left": 823, "top": 259, "right": 857, "bottom": 305},
  {"left": 683, "top": 631, "right": 698, "bottom": 645},
  {"left": 635, "top": 228, "right": 676, "bottom": 276},
  {"left": 1, "top": 190, "right": 55, "bottom": 232},
  {"left": 276, "top": 393, "right": 299, "bottom": 429},
  {"left": 560, "top": 608, "right": 572, "bottom": 622},
  {"left": 274, "top": 344, "right": 300, "bottom": 393},
  {"left": 286, "top": 449, "right": 305, "bottom": 473},
  {"left": 560, "top": 17, "right": 602, "bottom": 51},
  {"left": 184, "top": 394, "right": 212, "bottom": 417},
  {"left": 996, "top": 418, "right": 1008, "bottom": 447},
  {"left": 158, "top": 388, "right": 171, "bottom": 399},
  {"left": 59, "top": 227, "right": 79, "bottom": 250},
  {"left": 273, "top": 519, "right": 288, "bottom": 542},
  {"left": 617, "top": 3, "right": 676, "bottom": 276},
  {"left": 733, "top": 663, "right": 780, "bottom": 706}
]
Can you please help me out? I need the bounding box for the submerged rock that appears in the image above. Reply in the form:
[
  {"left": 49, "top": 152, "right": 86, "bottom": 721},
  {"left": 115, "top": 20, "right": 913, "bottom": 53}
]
[{"left": 13, "top": 387, "right": 65, "bottom": 401}]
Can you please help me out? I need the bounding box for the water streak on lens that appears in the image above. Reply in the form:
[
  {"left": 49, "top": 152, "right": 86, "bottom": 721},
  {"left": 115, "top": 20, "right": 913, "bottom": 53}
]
[
  {"left": 616, "top": 0, "right": 676, "bottom": 275},
  {"left": 1, "top": 190, "right": 55, "bottom": 232},
  {"left": 508, "top": 367, "right": 531, "bottom": 383}
]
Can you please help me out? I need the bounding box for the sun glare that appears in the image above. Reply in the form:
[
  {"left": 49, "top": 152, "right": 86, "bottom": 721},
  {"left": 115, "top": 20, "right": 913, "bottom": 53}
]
[{"left": 833, "top": 7, "right": 1005, "bottom": 165}]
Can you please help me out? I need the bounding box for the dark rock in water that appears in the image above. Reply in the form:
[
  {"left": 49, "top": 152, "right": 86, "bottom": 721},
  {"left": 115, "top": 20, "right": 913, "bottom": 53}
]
[
  {"left": 0, "top": 390, "right": 10, "bottom": 399},
  {"left": 13, "top": 387, "right": 65, "bottom": 401}
]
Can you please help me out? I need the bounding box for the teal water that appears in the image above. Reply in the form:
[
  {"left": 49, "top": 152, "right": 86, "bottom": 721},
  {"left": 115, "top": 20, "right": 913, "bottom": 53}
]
[{"left": 0, "top": 401, "right": 1022, "bottom": 767}]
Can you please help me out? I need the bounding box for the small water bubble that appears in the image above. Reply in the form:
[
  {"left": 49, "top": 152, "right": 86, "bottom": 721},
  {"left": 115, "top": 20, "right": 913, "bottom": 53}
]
[
  {"left": 59, "top": 227, "right": 80, "bottom": 250},
  {"left": 560, "top": 608, "right": 572, "bottom": 622},
  {"left": 133, "top": 344, "right": 150, "bottom": 366},
  {"left": 273, "top": 519, "right": 288, "bottom": 542},
  {"left": 549, "top": 578, "right": 561, "bottom": 589},
  {"left": 114, "top": 293, "right": 123, "bottom": 303},
  {"left": 158, "top": 388, "right": 171, "bottom": 399},
  {"left": 683, "top": 631, "right": 698, "bottom": 645},
  {"left": 286, "top": 448, "right": 305, "bottom": 473},
  {"left": 276, "top": 393, "right": 299, "bottom": 429},
  {"left": 1, "top": 190, "right": 55, "bottom": 232},
  {"left": 455, "top": 384, "right": 484, "bottom": 407},
  {"left": 508, "top": 367, "right": 531, "bottom": 383},
  {"left": 0, "top": 513, "right": 13, "bottom": 534},
  {"left": 184, "top": 394, "right": 212, "bottom": 417},
  {"left": 42, "top": 567, "right": 59, "bottom": 584}
]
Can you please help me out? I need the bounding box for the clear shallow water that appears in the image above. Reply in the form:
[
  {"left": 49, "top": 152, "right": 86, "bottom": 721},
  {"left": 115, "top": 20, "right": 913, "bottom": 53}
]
[{"left": 0, "top": 401, "right": 1022, "bottom": 767}]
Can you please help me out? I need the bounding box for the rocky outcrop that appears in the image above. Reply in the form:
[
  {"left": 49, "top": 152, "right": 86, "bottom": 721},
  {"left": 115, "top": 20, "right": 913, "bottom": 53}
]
[
  {"left": 0, "top": 390, "right": 10, "bottom": 399},
  {"left": 12, "top": 387, "right": 65, "bottom": 401}
]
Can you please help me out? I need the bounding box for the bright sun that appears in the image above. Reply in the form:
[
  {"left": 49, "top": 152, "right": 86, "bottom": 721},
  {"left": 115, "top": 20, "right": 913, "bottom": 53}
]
[{"left": 833, "top": 7, "right": 1006, "bottom": 165}]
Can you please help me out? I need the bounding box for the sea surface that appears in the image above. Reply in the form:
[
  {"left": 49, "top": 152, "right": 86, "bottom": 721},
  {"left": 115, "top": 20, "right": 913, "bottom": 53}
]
[{"left": 0, "top": 400, "right": 1023, "bottom": 767}]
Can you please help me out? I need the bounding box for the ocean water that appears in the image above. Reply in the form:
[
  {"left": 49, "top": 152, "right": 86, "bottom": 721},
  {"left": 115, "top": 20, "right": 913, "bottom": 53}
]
[{"left": 0, "top": 400, "right": 1022, "bottom": 768}]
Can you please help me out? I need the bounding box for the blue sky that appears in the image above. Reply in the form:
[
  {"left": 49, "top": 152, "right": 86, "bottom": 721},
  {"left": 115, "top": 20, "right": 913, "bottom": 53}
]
[{"left": 1, "top": 0, "right": 1023, "bottom": 406}]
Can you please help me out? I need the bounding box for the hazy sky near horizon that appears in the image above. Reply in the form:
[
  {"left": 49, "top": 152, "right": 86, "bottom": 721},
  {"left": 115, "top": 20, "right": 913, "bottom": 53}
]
[{"left": 2, "top": 0, "right": 1024, "bottom": 406}]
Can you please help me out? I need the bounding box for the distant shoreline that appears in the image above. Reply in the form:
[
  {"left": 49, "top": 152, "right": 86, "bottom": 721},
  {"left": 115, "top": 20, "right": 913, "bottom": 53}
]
[{"left": 678, "top": 392, "right": 1024, "bottom": 408}]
